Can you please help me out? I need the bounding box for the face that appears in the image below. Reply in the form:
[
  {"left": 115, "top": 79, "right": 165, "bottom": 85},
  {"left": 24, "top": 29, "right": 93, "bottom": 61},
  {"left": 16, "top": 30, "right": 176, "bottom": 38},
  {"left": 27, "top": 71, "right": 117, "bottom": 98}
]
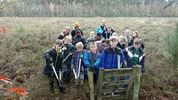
[
  {"left": 56, "top": 44, "right": 61, "bottom": 53},
  {"left": 76, "top": 32, "right": 81, "bottom": 36},
  {"left": 102, "top": 22, "right": 106, "bottom": 26},
  {"left": 125, "top": 31, "right": 130, "bottom": 37},
  {"left": 119, "top": 38, "right": 125, "bottom": 44},
  {"left": 102, "top": 41, "right": 109, "bottom": 47},
  {"left": 134, "top": 43, "right": 141, "bottom": 49},
  {"left": 56, "top": 44, "right": 61, "bottom": 49},
  {"left": 110, "top": 39, "right": 118, "bottom": 48},
  {"left": 102, "top": 20, "right": 106, "bottom": 26},
  {"left": 77, "top": 47, "right": 83, "bottom": 52},
  {"left": 65, "top": 38, "right": 72, "bottom": 44},
  {"left": 64, "top": 29, "right": 70, "bottom": 35},
  {"left": 90, "top": 45, "right": 97, "bottom": 53}
]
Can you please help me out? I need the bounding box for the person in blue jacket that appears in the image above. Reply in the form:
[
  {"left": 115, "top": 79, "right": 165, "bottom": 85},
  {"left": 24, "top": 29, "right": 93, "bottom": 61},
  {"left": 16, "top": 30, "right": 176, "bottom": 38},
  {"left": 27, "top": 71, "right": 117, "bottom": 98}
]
[
  {"left": 83, "top": 42, "right": 101, "bottom": 84},
  {"left": 101, "top": 36, "right": 126, "bottom": 69}
]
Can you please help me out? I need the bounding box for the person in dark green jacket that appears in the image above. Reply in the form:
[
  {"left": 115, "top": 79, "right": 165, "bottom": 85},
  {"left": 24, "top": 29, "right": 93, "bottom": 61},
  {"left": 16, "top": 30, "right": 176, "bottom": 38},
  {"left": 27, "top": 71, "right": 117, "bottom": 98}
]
[
  {"left": 125, "top": 38, "right": 145, "bottom": 73},
  {"left": 43, "top": 39, "right": 64, "bottom": 93}
]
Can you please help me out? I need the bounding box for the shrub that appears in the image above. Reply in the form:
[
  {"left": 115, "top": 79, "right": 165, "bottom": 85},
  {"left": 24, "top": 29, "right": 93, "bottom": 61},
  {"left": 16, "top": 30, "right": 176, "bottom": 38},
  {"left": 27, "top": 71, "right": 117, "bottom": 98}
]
[
  {"left": 16, "top": 25, "right": 25, "bottom": 33},
  {"left": 166, "top": 23, "right": 178, "bottom": 67}
]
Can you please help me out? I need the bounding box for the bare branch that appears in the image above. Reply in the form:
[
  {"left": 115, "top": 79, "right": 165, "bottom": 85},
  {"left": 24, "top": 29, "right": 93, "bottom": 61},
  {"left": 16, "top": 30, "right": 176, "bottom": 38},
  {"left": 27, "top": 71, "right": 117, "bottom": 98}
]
[
  {"left": 0, "top": 0, "right": 16, "bottom": 10},
  {"left": 163, "top": 0, "right": 176, "bottom": 9}
]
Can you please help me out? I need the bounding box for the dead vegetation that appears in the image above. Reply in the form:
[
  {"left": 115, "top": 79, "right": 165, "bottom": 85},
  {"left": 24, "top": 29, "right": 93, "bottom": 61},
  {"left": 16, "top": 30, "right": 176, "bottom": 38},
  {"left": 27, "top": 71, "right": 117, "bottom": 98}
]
[{"left": 0, "top": 17, "right": 178, "bottom": 99}]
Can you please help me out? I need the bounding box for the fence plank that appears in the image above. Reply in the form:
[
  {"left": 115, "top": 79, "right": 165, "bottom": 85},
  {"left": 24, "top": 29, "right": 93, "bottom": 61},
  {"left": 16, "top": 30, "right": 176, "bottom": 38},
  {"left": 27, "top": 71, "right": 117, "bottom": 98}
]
[
  {"left": 132, "top": 66, "right": 141, "bottom": 100},
  {"left": 102, "top": 80, "right": 130, "bottom": 89},
  {"left": 97, "top": 68, "right": 104, "bottom": 100},
  {"left": 95, "top": 66, "right": 141, "bottom": 100},
  {"left": 88, "top": 70, "right": 95, "bottom": 100},
  {"left": 101, "top": 88, "right": 127, "bottom": 94},
  {"left": 101, "top": 95, "right": 126, "bottom": 100},
  {"left": 104, "top": 68, "right": 133, "bottom": 78}
]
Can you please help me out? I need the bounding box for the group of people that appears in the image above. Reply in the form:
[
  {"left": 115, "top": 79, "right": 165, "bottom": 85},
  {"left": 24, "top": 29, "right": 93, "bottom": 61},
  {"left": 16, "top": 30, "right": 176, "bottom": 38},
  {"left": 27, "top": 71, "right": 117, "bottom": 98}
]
[{"left": 42, "top": 20, "right": 145, "bottom": 93}]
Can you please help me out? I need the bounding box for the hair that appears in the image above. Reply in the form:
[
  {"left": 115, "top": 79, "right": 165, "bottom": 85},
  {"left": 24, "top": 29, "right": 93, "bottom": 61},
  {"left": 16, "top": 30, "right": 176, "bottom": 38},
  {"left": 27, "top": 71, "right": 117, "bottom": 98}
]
[
  {"left": 73, "top": 21, "right": 80, "bottom": 28},
  {"left": 65, "top": 36, "right": 72, "bottom": 40},
  {"left": 124, "top": 29, "right": 131, "bottom": 36},
  {"left": 89, "top": 31, "right": 95, "bottom": 38},
  {"left": 118, "top": 35, "right": 126, "bottom": 43},
  {"left": 109, "top": 36, "right": 118, "bottom": 41},
  {"left": 112, "top": 32, "right": 118, "bottom": 37},
  {"left": 64, "top": 26, "right": 70, "bottom": 30},
  {"left": 55, "top": 39, "right": 63, "bottom": 46},
  {"left": 134, "top": 38, "right": 142, "bottom": 44},
  {"left": 132, "top": 31, "right": 140, "bottom": 38},
  {"left": 75, "top": 42, "right": 84, "bottom": 49}
]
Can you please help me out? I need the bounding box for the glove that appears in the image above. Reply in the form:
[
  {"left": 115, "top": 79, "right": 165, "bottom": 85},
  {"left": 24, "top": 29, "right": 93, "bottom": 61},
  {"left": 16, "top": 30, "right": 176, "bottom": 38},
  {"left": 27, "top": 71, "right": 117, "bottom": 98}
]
[
  {"left": 71, "top": 64, "right": 75, "bottom": 69},
  {"left": 89, "top": 65, "right": 95, "bottom": 72},
  {"left": 62, "top": 47, "right": 67, "bottom": 51}
]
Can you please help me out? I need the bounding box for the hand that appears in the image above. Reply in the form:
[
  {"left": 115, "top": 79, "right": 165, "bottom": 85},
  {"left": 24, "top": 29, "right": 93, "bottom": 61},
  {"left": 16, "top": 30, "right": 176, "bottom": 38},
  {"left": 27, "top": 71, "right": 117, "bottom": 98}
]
[
  {"left": 49, "top": 57, "right": 53, "bottom": 64},
  {"left": 91, "top": 64, "right": 96, "bottom": 68},
  {"left": 89, "top": 67, "right": 95, "bottom": 72},
  {"left": 62, "top": 47, "right": 67, "bottom": 51},
  {"left": 71, "top": 64, "right": 75, "bottom": 69}
]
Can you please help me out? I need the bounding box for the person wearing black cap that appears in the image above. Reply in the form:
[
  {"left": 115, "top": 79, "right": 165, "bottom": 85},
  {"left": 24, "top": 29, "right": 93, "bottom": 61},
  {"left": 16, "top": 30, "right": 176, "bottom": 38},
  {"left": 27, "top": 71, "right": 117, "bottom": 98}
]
[{"left": 72, "top": 29, "right": 87, "bottom": 49}]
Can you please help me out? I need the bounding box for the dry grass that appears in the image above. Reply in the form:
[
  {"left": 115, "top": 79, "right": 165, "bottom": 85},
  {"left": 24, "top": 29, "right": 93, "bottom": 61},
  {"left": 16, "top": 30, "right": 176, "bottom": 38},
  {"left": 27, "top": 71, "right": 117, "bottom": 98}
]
[{"left": 0, "top": 17, "right": 178, "bottom": 99}]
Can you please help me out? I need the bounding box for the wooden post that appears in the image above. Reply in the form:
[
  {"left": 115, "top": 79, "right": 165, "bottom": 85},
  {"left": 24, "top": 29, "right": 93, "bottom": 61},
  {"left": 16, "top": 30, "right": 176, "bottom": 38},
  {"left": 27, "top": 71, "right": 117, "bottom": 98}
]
[
  {"left": 88, "top": 69, "right": 95, "bottom": 100},
  {"left": 132, "top": 65, "right": 141, "bottom": 100},
  {"left": 97, "top": 68, "right": 104, "bottom": 100}
]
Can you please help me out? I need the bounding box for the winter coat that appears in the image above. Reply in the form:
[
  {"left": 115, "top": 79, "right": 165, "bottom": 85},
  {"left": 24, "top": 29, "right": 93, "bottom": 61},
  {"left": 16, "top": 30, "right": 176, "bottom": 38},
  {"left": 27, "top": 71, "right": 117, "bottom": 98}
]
[
  {"left": 124, "top": 46, "right": 145, "bottom": 73},
  {"left": 72, "top": 35, "right": 87, "bottom": 48},
  {"left": 61, "top": 43, "right": 76, "bottom": 70},
  {"left": 117, "top": 42, "right": 126, "bottom": 50},
  {"left": 71, "top": 50, "right": 88, "bottom": 75},
  {"left": 83, "top": 51, "right": 101, "bottom": 69},
  {"left": 101, "top": 47, "right": 125, "bottom": 69},
  {"left": 96, "top": 25, "right": 111, "bottom": 39},
  {"left": 58, "top": 33, "right": 65, "bottom": 40},
  {"left": 71, "top": 28, "right": 83, "bottom": 38},
  {"left": 42, "top": 48, "right": 63, "bottom": 77},
  {"left": 83, "top": 51, "right": 101, "bottom": 80}
]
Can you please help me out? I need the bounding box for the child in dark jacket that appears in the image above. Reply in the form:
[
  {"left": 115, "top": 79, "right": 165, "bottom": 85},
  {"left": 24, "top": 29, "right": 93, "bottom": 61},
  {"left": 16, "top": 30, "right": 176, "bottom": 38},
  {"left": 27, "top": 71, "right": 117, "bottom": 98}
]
[
  {"left": 71, "top": 21, "right": 83, "bottom": 38},
  {"left": 101, "top": 36, "right": 126, "bottom": 69},
  {"left": 43, "top": 39, "right": 64, "bottom": 93},
  {"left": 83, "top": 42, "right": 101, "bottom": 84},
  {"left": 71, "top": 42, "right": 87, "bottom": 87},
  {"left": 117, "top": 35, "right": 126, "bottom": 50},
  {"left": 61, "top": 36, "right": 75, "bottom": 85},
  {"left": 125, "top": 38, "right": 145, "bottom": 73},
  {"left": 72, "top": 29, "right": 87, "bottom": 49}
]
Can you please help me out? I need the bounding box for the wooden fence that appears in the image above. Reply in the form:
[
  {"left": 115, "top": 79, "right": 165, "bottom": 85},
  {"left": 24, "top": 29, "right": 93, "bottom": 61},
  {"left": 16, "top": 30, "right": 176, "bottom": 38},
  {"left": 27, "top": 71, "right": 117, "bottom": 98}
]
[{"left": 88, "top": 65, "right": 141, "bottom": 100}]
